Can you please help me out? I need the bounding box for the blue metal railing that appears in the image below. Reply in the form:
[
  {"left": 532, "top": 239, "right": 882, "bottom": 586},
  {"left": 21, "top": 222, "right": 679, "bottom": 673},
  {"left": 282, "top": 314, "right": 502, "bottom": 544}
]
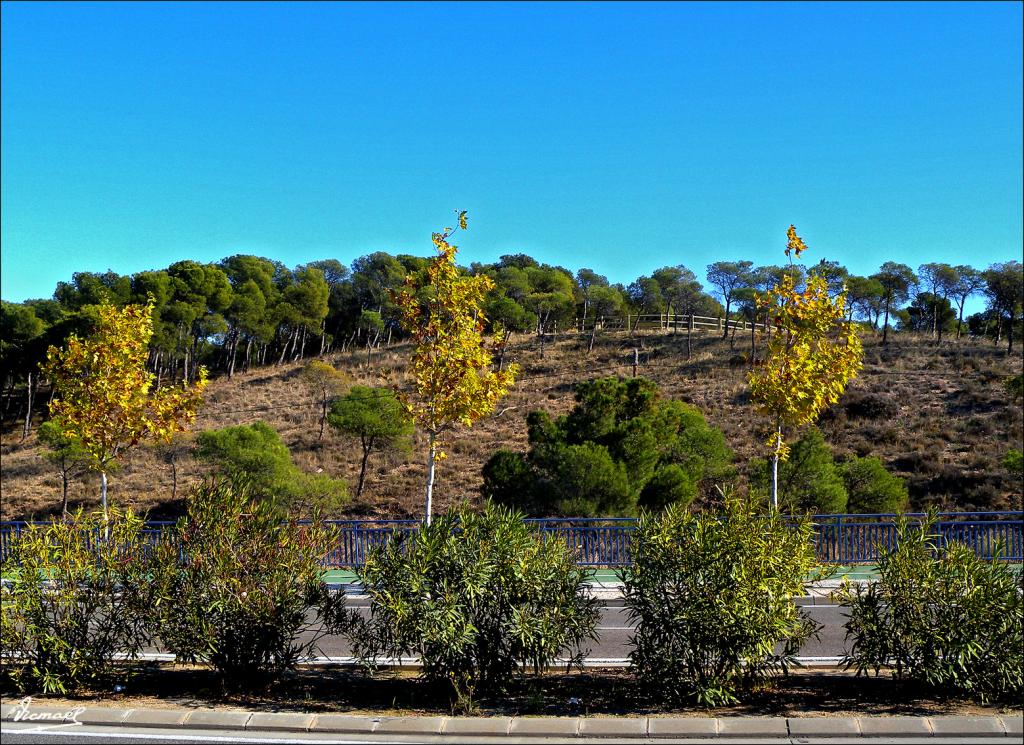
[{"left": 2, "top": 512, "right": 1021, "bottom": 568}]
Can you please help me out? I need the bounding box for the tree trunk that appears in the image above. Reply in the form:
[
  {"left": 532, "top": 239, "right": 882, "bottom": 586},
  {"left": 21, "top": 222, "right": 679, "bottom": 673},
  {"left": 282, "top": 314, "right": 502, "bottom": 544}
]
[
  {"left": 21, "top": 371, "right": 34, "bottom": 440},
  {"left": 498, "top": 329, "right": 511, "bottom": 370},
  {"left": 61, "top": 459, "right": 70, "bottom": 517},
  {"left": 319, "top": 392, "right": 328, "bottom": 440},
  {"left": 770, "top": 424, "right": 782, "bottom": 511},
  {"left": 425, "top": 432, "right": 437, "bottom": 525},
  {"left": 227, "top": 328, "right": 238, "bottom": 378},
  {"left": 170, "top": 456, "right": 178, "bottom": 502},
  {"left": 357, "top": 438, "right": 372, "bottom": 498},
  {"left": 956, "top": 300, "right": 966, "bottom": 340},
  {"left": 882, "top": 295, "right": 892, "bottom": 344},
  {"left": 100, "top": 469, "right": 109, "bottom": 533},
  {"left": 3, "top": 376, "right": 15, "bottom": 420},
  {"left": 750, "top": 322, "right": 756, "bottom": 365},
  {"left": 722, "top": 300, "right": 732, "bottom": 338}
]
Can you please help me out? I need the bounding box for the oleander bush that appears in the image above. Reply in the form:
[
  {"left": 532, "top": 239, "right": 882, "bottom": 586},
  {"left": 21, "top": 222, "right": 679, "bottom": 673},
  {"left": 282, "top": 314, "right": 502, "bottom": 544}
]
[
  {"left": 838, "top": 514, "right": 1023, "bottom": 703},
  {"left": 150, "top": 478, "right": 349, "bottom": 689},
  {"left": 624, "top": 494, "right": 822, "bottom": 706},
  {"left": 349, "top": 502, "right": 599, "bottom": 707},
  {"left": 0, "top": 509, "right": 155, "bottom": 693}
]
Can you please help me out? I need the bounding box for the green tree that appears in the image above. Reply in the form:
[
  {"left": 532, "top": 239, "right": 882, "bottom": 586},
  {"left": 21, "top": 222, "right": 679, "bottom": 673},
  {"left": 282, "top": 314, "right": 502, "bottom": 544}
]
[
  {"left": 41, "top": 301, "right": 208, "bottom": 524},
  {"left": 983, "top": 261, "right": 1024, "bottom": 354},
  {"left": 950, "top": 265, "right": 985, "bottom": 339},
  {"left": 394, "top": 212, "right": 517, "bottom": 524},
  {"left": 706, "top": 261, "right": 754, "bottom": 338},
  {"left": 871, "top": 262, "right": 917, "bottom": 344},
  {"left": 0, "top": 300, "right": 47, "bottom": 438},
  {"left": 328, "top": 386, "right": 413, "bottom": 498},
  {"left": 36, "top": 420, "right": 90, "bottom": 516},
  {"left": 841, "top": 456, "right": 908, "bottom": 514},
  {"left": 483, "top": 377, "right": 732, "bottom": 516},
  {"left": 195, "top": 422, "right": 347, "bottom": 511},
  {"left": 845, "top": 276, "right": 886, "bottom": 328}
]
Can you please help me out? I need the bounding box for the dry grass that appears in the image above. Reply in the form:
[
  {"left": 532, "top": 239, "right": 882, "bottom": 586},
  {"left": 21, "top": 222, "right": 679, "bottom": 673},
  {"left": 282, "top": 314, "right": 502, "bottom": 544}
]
[{"left": 2, "top": 329, "right": 1021, "bottom": 520}]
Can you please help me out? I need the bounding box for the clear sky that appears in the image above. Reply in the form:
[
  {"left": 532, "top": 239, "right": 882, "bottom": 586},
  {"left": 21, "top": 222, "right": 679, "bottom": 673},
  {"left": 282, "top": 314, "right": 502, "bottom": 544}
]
[{"left": 2, "top": 1, "right": 1021, "bottom": 310}]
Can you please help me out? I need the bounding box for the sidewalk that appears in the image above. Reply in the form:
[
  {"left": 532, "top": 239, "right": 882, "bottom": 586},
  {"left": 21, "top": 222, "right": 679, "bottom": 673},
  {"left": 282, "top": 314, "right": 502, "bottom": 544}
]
[{"left": 2, "top": 699, "right": 1021, "bottom": 740}]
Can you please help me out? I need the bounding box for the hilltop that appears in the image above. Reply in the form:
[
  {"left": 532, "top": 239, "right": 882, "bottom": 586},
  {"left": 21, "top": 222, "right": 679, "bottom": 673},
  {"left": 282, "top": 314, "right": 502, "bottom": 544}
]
[{"left": 1, "top": 327, "right": 1021, "bottom": 521}]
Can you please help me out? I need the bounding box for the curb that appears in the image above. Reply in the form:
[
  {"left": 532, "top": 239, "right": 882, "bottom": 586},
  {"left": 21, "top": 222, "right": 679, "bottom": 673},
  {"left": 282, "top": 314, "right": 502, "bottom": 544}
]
[{"left": 2, "top": 701, "right": 1021, "bottom": 739}]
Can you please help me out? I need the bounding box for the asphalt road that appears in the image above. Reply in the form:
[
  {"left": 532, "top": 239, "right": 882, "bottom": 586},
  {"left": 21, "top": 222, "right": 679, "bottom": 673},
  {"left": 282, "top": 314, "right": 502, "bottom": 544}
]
[{"left": 136, "top": 602, "right": 853, "bottom": 662}]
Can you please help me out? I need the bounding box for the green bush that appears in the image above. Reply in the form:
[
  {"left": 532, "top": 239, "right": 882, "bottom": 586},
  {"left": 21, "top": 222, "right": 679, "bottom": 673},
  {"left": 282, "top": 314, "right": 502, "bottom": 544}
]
[
  {"left": 1004, "top": 448, "right": 1023, "bottom": 478},
  {"left": 751, "top": 428, "right": 847, "bottom": 513},
  {"left": 195, "top": 421, "right": 347, "bottom": 510},
  {"left": 349, "top": 502, "right": 599, "bottom": 706},
  {"left": 0, "top": 509, "right": 155, "bottom": 693},
  {"left": 838, "top": 514, "right": 1023, "bottom": 703},
  {"left": 624, "top": 495, "right": 821, "bottom": 706},
  {"left": 150, "top": 479, "right": 349, "bottom": 688},
  {"left": 841, "top": 456, "right": 908, "bottom": 513},
  {"left": 483, "top": 377, "right": 733, "bottom": 516}
]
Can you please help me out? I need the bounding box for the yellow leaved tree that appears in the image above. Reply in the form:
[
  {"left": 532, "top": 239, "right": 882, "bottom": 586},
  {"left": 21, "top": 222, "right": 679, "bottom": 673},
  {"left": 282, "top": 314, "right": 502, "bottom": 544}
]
[
  {"left": 394, "top": 212, "right": 518, "bottom": 524},
  {"left": 42, "top": 300, "right": 208, "bottom": 523},
  {"left": 748, "top": 226, "right": 863, "bottom": 511}
]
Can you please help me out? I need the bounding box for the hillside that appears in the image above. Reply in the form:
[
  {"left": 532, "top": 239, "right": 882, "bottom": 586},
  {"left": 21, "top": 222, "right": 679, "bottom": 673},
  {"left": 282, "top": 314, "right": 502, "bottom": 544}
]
[{"left": 2, "top": 328, "right": 1021, "bottom": 521}]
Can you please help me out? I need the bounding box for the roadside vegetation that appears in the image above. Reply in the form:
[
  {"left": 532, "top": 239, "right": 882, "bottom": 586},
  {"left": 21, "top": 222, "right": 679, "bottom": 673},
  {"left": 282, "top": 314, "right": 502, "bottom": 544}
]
[{"left": 1, "top": 215, "right": 1021, "bottom": 712}]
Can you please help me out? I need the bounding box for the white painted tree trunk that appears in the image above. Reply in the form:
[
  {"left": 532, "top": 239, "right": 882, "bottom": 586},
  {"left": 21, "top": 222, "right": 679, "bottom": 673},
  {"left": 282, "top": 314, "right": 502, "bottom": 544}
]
[
  {"left": 770, "top": 424, "right": 782, "bottom": 511},
  {"left": 425, "top": 433, "right": 437, "bottom": 525},
  {"left": 100, "top": 469, "right": 109, "bottom": 537}
]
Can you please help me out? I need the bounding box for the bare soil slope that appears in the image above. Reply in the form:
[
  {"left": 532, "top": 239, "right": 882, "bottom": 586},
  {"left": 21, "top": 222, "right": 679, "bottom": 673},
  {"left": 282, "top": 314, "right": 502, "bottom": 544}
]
[{"left": 2, "top": 329, "right": 1021, "bottom": 520}]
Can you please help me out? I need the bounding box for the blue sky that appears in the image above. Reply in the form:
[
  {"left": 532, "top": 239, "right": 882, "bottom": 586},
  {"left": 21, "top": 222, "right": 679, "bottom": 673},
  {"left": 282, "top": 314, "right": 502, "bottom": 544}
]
[{"left": 2, "top": 1, "right": 1021, "bottom": 311}]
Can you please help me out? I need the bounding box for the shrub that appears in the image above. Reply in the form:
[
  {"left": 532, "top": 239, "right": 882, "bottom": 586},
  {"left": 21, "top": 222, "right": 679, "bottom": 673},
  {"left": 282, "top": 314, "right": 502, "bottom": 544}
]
[
  {"left": 195, "top": 422, "right": 347, "bottom": 511},
  {"left": 483, "top": 377, "right": 733, "bottom": 516},
  {"left": 838, "top": 514, "right": 1023, "bottom": 703},
  {"left": 1005, "top": 374, "right": 1023, "bottom": 403},
  {"left": 0, "top": 509, "right": 154, "bottom": 693},
  {"left": 150, "top": 479, "right": 349, "bottom": 688},
  {"left": 842, "top": 391, "right": 900, "bottom": 420},
  {"left": 841, "top": 456, "right": 909, "bottom": 513},
  {"left": 530, "top": 442, "right": 634, "bottom": 516},
  {"left": 624, "top": 495, "right": 821, "bottom": 706},
  {"left": 1004, "top": 448, "right": 1023, "bottom": 478},
  {"left": 349, "top": 502, "right": 599, "bottom": 706},
  {"left": 750, "top": 428, "right": 847, "bottom": 514}
]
